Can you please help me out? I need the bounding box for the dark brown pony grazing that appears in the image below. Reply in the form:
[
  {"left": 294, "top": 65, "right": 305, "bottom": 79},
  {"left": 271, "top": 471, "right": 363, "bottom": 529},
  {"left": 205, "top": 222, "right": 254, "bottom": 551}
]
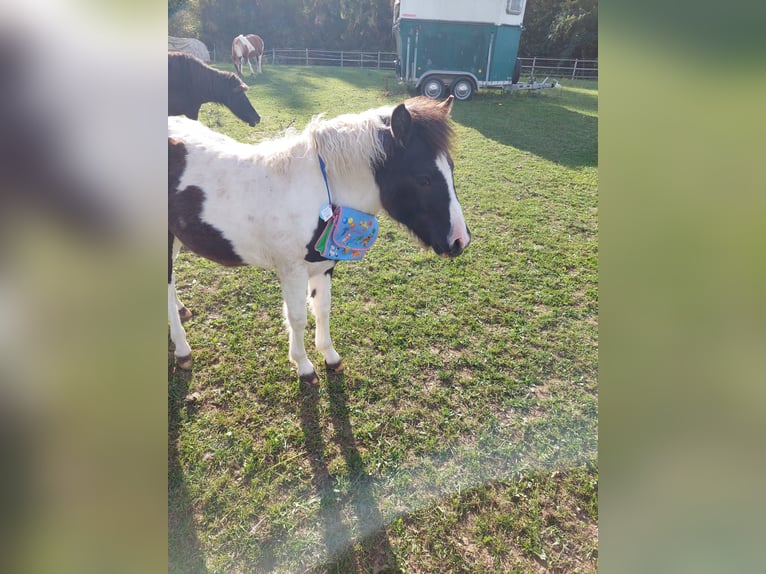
[
  {"left": 168, "top": 51, "right": 260, "bottom": 126},
  {"left": 231, "top": 34, "right": 264, "bottom": 77}
]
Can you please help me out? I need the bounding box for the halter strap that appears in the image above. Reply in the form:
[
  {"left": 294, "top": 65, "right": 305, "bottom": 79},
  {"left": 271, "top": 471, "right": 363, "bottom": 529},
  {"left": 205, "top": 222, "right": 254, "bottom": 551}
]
[{"left": 318, "top": 154, "right": 332, "bottom": 205}]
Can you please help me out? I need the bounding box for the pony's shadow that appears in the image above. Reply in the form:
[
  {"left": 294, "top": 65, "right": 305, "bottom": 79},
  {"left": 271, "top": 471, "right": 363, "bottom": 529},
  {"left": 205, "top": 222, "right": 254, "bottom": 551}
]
[
  {"left": 299, "top": 371, "right": 402, "bottom": 573},
  {"left": 452, "top": 90, "right": 598, "bottom": 168},
  {"left": 168, "top": 361, "right": 208, "bottom": 574}
]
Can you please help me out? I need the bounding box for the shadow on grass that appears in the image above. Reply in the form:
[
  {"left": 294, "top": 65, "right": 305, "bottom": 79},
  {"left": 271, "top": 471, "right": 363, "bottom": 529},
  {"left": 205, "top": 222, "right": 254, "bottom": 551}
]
[
  {"left": 299, "top": 371, "right": 402, "bottom": 574},
  {"left": 452, "top": 89, "right": 598, "bottom": 168},
  {"left": 168, "top": 362, "right": 208, "bottom": 574},
  {"left": 235, "top": 65, "right": 401, "bottom": 112}
]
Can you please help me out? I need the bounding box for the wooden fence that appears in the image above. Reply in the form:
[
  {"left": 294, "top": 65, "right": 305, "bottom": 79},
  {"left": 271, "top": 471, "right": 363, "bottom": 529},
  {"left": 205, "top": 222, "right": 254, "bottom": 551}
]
[
  {"left": 211, "top": 46, "right": 397, "bottom": 70},
  {"left": 211, "top": 46, "right": 597, "bottom": 80},
  {"left": 517, "top": 57, "right": 598, "bottom": 80}
]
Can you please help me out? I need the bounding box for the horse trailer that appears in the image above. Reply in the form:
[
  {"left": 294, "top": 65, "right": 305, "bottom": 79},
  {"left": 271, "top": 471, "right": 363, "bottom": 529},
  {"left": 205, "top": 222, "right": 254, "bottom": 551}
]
[{"left": 393, "top": 0, "right": 557, "bottom": 100}]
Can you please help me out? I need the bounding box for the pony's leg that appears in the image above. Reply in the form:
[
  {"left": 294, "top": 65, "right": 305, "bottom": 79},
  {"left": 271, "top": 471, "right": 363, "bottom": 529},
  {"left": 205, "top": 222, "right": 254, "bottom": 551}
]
[
  {"left": 169, "top": 232, "right": 191, "bottom": 368},
  {"left": 247, "top": 57, "right": 254, "bottom": 75},
  {"left": 279, "top": 268, "right": 317, "bottom": 382},
  {"left": 308, "top": 269, "right": 342, "bottom": 371},
  {"left": 171, "top": 238, "right": 192, "bottom": 321},
  {"left": 169, "top": 277, "right": 192, "bottom": 369}
]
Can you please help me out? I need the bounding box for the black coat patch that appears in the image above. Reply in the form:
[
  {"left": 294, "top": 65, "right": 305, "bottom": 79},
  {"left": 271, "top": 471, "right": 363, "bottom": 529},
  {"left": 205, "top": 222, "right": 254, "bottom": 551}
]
[
  {"left": 168, "top": 139, "right": 246, "bottom": 267},
  {"left": 304, "top": 217, "right": 330, "bottom": 262}
]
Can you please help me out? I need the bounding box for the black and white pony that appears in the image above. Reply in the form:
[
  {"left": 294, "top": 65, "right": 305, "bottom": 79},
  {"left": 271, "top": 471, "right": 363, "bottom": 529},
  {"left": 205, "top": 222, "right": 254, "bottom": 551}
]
[
  {"left": 168, "top": 96, "right": 470, "bottom": 382},
  {"left": 168, "top": 51, "right": 260, "bottom": 126}
]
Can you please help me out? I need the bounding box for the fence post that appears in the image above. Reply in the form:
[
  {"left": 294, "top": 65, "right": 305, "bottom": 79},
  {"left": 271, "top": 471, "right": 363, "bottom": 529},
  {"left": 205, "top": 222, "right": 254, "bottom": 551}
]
[
  {"left": 531, "top": 56, "right": 536, "bottom": 77},
  {"left": 572, "top": 58, "right": 578, "bottom": 80},
  {"left": 341, "top": 51, "right": 344, "bottom": 67},
  {"left": 377, "top": 51, "right": 381, "bottom": 70},
  {"left": 272, "top": 48, "right": 275, "bottom": 65},
  {"left": 306, "top": 48, "right": 309, "bottom": 66},
  {"left": 360, "top": 51, "right": 363, "bottom": 69}
]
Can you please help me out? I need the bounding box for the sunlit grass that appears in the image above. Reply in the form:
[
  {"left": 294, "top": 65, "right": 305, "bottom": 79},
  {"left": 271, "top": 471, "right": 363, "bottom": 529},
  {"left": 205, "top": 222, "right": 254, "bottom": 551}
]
[{"left": 171, "top": 65, "right": 597, "bottom": 573}]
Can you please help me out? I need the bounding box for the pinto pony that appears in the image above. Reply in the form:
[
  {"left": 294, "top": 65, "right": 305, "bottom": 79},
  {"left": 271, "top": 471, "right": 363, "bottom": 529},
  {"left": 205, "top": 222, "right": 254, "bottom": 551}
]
[
  {"left": 231, "top": 34, "right": 264, "bottom": 77},
  {"left": 168, "top": 51, "right": 260, "bottom": 126},
  {"left": 168, "top": 96, "right": 470, "bottom": 382}
]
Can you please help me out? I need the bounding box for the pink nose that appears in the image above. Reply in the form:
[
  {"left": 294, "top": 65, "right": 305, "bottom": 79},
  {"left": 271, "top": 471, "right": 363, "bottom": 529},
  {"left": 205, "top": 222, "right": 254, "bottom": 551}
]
[
  {"left": 447, "top": 225, "right": 471, "bottom": 257},
  {"left": 449, "top": 225, "right": 470, "bottom": 255}
]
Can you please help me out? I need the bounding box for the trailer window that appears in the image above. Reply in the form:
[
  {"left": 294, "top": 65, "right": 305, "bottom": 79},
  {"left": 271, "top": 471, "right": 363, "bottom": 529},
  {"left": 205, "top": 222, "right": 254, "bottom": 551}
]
[{"left": 506, "top": 0, "right": 524, "bottom": 15}]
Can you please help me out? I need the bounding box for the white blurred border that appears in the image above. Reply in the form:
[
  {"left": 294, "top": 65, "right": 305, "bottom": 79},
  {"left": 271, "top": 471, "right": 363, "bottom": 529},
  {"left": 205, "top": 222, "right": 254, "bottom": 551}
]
[{"left": 0, "top": 3, "right": 167, "bottom": 573}]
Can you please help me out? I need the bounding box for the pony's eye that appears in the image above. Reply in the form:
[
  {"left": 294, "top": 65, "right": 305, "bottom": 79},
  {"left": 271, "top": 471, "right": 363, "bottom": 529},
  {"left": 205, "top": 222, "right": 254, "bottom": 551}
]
[{"left": 416, "top": 175, "right": 431, "bottom": 187}]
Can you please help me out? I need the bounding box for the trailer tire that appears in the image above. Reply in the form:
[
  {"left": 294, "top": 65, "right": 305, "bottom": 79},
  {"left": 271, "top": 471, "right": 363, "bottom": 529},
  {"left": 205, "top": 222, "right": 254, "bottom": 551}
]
[
  {"left": 451, "top": 77, "right": 475, "bottom": 101},
  {"left": 420, "top": 78, "right": 446, "bottom": 100},
  {"left": 512, "top": 58, "right": 522, "bottom": 84}
]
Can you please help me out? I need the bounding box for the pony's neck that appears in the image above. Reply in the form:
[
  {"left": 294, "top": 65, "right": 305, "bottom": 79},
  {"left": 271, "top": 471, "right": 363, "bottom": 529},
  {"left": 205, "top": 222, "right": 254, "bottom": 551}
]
[
  {"left": 325, "top": 163, "right": 383, "bottom": 216},
  {"left": 207, "top": 75, "right": 225, "bottom": 104},
  {"left": 308, "top": 108, "right": 390, "bottom": 215}
]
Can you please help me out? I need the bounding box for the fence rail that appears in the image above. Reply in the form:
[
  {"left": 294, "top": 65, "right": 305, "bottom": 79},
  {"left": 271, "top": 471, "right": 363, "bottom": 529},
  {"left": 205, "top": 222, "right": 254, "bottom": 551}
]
[
  {"left": 211, "top": 46, "right": 398, "bottom": 70},
  {"left": 517, "top": 57, "right": 598, "bottom": 80},
  {"left": 267, "top": 49, "right": 398, "bottom": 70},
  {"left": 211, "top": 47, "right": 597, "bottom": 80}
]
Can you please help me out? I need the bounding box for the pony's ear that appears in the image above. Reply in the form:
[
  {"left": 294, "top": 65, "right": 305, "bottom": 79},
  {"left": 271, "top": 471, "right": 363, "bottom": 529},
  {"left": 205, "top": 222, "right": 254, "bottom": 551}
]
[
  {"left": 391, "top": 103, "right": 412, "bottom": 147},
  {"left": 437, "top": 94, "right": 455, "bottom": 115}
]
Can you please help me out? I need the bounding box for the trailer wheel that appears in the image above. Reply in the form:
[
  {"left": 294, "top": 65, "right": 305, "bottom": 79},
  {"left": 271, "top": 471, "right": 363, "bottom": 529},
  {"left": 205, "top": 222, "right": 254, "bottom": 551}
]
[
  {"left": 420, "top": 78, "right": 446, "bottom": 100},
  {"left": 451, "top": 77, "right": 475, "bottom": 101}
]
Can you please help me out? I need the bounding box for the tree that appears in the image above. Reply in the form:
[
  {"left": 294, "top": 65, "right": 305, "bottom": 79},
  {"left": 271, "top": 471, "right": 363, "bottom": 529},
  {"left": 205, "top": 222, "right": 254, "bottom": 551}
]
[
  {"left": 199, "top": 0, "right": 309, "bottom": 55},
  {"left": 169, "top": 0, "right": 202, "bottom": 38},
  {"left": 548, "top": 0, "right": 597, "bottom": 59},
  {"left": 169, "top": 1, "right": 597, "bottom": 59},
  {"left": 519, "top": 0, "right": 597, "bottom": 59}
]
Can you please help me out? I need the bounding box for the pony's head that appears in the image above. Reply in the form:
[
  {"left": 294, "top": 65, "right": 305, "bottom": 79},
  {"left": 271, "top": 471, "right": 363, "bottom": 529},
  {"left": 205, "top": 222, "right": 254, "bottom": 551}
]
[
  {"left": 375, "top": 96, "right": 470, "bottom": 257},
  {"left": 221, "top": 74, "right": 260, "bottom": 126}
]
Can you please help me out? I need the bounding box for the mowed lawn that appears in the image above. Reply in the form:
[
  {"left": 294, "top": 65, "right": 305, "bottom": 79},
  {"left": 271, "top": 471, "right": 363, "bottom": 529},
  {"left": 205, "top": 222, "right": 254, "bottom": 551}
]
[{"left": 169, "top": 65, "right": 598, "bottom": 573}]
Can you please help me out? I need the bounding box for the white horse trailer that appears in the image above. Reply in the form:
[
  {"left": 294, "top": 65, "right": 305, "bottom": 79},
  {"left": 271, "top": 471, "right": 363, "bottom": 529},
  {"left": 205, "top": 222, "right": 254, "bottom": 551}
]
[{"left": 393, "top": 0, "right": 558, "bottom": 100}]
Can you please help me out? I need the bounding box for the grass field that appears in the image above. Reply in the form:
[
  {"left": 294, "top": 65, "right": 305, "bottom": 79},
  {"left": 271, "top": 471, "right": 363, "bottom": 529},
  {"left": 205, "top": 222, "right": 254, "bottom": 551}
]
[{"left": 169, "top": 65, "right": 597, "bottom": 573}]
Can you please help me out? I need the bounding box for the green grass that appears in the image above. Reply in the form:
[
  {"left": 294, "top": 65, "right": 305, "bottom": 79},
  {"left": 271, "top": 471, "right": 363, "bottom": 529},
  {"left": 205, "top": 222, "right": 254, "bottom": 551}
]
[{"left": 170, "top": 65, "right": 597, "bottom": 573}]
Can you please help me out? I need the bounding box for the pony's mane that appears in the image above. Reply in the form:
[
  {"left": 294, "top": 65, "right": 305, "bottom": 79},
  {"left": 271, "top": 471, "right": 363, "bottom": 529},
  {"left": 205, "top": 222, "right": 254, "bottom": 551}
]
[
  {"left": 256, "top": 98, "right": 454, "bottom": 174},
  {"left": 305, "top": 106, "right": 390, "bottom": 175},
  {"left": 402, "top": 96, "right": 455, "bottom": 157}
]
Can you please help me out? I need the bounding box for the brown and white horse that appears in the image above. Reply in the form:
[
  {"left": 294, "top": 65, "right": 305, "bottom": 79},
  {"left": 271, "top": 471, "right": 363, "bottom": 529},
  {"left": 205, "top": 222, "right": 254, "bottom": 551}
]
[
  {"left": 168, "top": 96, "right": 470, "bottom": 382},
  {"left": 231, "top": 34, "right": 264, "bottom": 77}
]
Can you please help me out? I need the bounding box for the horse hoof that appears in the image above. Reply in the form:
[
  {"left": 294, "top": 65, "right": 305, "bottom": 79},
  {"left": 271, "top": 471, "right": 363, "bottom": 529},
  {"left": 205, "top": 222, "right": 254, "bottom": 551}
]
[
  {"left": 178, "top": 307, "right": 192, "bottom": 322},
  {"left": 176, "top": 355, "right": 193, "bottom": 370},
  {"left": 300, "top": 371, "right": 319, "bottom": 385},
  {"left": 325, "top": 359, "right": 344, "bottom": 373}
]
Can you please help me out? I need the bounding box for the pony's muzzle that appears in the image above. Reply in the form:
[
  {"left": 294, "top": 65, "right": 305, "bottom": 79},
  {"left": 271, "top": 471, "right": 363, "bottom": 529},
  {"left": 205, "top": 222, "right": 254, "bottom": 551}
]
[
  {"left": 448, "top": 239, "right": 465, "bottom": 257},
  {"left": 446, "top": 226, "right": 470, "bottom": 257}
]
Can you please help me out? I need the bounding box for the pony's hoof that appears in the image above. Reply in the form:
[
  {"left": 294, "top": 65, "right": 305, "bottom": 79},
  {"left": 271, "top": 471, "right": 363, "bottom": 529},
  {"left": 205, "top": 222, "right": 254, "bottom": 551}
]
[
  {"left": 325, "top": 359, "right": 344, "bottom": 373},
  {"left": 176, "top": 354, "right": 193, "bottom": 370},
  {"left": 300, "top": 371, "right": 319, "bottom": 385},
  {"left": 178, "top": 307, "right": 192, "bottom": 322}
]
